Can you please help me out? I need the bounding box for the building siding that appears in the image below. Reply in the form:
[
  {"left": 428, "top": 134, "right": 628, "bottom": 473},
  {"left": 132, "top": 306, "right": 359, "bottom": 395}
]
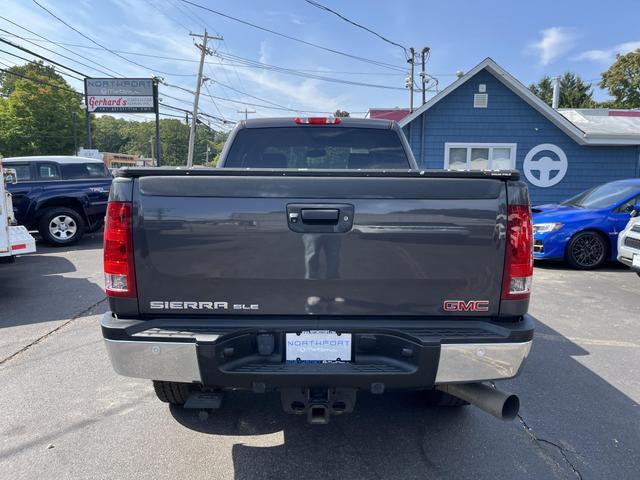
[{"left": 403, "top": 69, "right": 640, "bottom": 204}]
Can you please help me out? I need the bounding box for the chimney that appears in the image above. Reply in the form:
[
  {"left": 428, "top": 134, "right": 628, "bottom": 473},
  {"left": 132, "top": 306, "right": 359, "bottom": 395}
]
[{"left": 552, "top": 76, "right": 560, "bottom": 109}]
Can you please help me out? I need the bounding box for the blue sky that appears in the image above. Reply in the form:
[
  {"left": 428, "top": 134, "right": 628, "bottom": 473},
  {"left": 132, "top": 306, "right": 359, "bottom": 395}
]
[{"left": 1, "top": 0, "right": 639, "bottom": 126}]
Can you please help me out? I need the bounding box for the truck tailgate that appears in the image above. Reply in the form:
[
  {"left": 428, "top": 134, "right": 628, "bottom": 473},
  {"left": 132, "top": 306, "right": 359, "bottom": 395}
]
[{"left": 133, "top": 174, "right": 507, "bottom": 317}]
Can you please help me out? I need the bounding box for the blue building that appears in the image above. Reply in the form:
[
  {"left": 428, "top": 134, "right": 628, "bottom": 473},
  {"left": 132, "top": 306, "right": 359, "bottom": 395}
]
[{"left": 399, "top": 58, "right": 640, "bottom": 204}]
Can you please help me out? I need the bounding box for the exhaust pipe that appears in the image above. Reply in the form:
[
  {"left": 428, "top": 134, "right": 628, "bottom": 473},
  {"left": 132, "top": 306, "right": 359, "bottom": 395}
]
[{"left": 437, "top": 383, "right": 520, "bottom": 421}]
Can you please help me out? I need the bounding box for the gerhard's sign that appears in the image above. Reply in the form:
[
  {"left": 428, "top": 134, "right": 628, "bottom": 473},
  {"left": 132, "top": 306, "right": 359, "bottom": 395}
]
[{"left": 84, "top": 78, "right": 155, "bottom": 113}]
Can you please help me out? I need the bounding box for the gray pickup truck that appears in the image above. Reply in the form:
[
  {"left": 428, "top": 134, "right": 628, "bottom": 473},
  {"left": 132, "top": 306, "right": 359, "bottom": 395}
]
[{"left": 102, "top": 117, "right": 534, "bottom": 423}]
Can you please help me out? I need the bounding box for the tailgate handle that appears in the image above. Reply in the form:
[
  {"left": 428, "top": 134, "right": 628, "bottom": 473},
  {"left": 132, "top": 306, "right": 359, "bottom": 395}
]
[{"left": 300, "top": 209, "right": 339, "bottom": 224}]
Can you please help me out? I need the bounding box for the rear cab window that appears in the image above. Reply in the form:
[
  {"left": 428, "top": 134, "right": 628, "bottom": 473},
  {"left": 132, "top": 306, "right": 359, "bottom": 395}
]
[
  {"left": 224, "top": 127, "right": 410, "bottom": 169},
  {"left": 62, "top": 163, "right": 110, "bottom": 179}
]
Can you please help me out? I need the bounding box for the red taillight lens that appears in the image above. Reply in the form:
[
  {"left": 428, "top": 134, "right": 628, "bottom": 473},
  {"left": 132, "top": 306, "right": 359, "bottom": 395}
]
[
  {"left": 502, "top": 204, "right": 533, "bottom": 300},
  {"left": 294, "top": 117, "right": 341, "bottom": 125},
  {"left": 104, "top": 202, "right": 136, "bottom": 298}
]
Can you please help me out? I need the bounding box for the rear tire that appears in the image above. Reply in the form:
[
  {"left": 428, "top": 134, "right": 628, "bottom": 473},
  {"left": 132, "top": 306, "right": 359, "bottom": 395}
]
[
  {"left": 153, "top": 380, "right": 192, "bottom": 405},
  {"left": 422, "top": 389, "right": 469, "bottom": 407},
  {"left": 566, "top": 231, "right": 607, "bottom": 269},
  {"left": 38, "top": 207, "right": 85, "bottom": 246}
]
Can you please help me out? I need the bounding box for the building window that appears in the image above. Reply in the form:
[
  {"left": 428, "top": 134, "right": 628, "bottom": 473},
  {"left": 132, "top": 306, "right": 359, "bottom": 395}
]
[{"left": 444, "top": 143, "right": 517, "bottom": 171}]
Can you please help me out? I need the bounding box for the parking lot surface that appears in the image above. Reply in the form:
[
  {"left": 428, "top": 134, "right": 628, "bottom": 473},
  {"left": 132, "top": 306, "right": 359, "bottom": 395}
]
[{"left": 1, "top": 237, "right": 638, "bottom": 479}]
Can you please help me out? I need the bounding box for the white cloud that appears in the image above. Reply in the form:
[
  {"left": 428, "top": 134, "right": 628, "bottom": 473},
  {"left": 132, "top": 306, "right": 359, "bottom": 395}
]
[
  {"left": 530, "top": 27, "right": 577, "bottom": 65},
  {"left": 575, "top": 41, "right": 640, "bottom": 63}
]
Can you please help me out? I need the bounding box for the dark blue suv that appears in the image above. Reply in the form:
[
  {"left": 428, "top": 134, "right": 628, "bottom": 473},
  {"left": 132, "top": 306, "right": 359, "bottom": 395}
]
[{"left": 4, "top": 156, "right": 112, "bottom": 246}]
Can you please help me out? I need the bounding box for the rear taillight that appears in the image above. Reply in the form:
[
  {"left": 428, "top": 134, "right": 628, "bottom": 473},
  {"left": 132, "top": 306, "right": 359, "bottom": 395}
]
[
  {"left": 104, "top": 202, "right": 136, "bottom": 298},
  {"left": 294, "top": 116, "right": 341, "bottom": 125},
  {"left": 502, "top": 204, "right": 533, "bottom": 300}
]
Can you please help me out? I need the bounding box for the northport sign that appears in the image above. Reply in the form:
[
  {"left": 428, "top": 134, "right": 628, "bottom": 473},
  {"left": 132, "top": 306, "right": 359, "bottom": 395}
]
[{"left": 84, "top": 78, "right": 156, "bottom": 113}]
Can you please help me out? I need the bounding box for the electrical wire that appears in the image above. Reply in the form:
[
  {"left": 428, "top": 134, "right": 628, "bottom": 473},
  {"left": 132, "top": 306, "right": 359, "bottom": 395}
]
[
  {"left": 0, "top": 16, "right": 123, "bottom": 77},
  {"left": 30, "top": 0, "right": 195, "bottom": 77},
  {"left": 0, "top": 67, "right": 82, "bottom": 96},
  {"left": 213, "top": 51, "right": 415, "bottom": 91},
  {"left": 0, "top": 47, "right": 84, "bottom": 81},
  {"left": 303, "top": 0, "right": 408, "bottom": 59},
  {"left": 179, "top": 0, "right": 406, "bottom": 71},
  {"left": 0, "top": 33, "right": 91, "bottom": 77}
]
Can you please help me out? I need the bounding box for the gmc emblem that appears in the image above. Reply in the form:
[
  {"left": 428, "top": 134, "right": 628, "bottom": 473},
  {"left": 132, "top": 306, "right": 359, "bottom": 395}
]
[{"left": 443, "top": 300, "right": 490, "bottom": 312}]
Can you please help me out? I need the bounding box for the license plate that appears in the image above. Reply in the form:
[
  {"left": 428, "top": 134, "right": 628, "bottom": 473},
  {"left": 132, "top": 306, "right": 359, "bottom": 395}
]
[
  {"left": 633, "top": 254, "right": 640, "bottom": 268},
  {"left": 285, "top": 330, "right": 352, "bottom": 363}
]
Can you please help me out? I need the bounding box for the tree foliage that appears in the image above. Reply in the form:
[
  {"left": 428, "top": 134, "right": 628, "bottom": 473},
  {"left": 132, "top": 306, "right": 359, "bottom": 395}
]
[
  {"left": 92, "top": 115, "right": 227, "bottom": 166},
  {"left": 529, "top": 72, "right": 594, "bottom": 108},
  {"left": 599, "top": 49, "right": 640, "bottom": 108},
  {"left": 0, "top": 61, "right": 227, "bottom": 164},
  {"left": 0, "top": 62, "right": 85, "bottom": 157},
  {"left": 334, "top": 109, "right": 350, "bottom": 117}
]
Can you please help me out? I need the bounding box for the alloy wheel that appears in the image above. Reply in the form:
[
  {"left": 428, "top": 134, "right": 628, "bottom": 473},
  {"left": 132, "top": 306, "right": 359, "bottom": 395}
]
[
  {"left": 49, "top": 215, "right": 78, "bottom": 241},
  {"left": 571, "top": 234, "right": 605, "bottom": 268}
]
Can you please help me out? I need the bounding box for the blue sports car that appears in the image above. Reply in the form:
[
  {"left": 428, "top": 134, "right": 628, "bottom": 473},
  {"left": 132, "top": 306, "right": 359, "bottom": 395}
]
[{"left": 533, "top": 179, "right": 640, "bottom": 269}]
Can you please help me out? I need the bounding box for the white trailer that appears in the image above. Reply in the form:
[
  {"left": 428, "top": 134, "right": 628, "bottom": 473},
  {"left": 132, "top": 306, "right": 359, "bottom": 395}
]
[{"left": 0, "top": 158, "right": 36, "bottom": 261}]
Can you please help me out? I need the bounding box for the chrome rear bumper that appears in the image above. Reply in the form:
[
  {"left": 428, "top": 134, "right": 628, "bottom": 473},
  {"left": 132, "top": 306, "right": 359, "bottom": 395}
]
[{"left": 103, "top": 337, "right": 532, "bottom": 386}]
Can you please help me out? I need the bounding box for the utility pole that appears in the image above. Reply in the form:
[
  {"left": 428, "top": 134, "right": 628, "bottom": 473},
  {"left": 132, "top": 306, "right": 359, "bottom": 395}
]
[
  {"left": 187, "top": 30, "right": 223, "bottom": 168},
  {"left": 420, "top": 47, "right": 430, "bottom": 106},
  {"left": 149, "top": 136, "right": 155, "bottom": 162},
  {"left": 237, "top": 108, "right": 256, "bottom": 121},
  {"left": 153, "top": 77, "right": 161, "bottom": 166},
  {"left": 71, "top": 111, "right": 78, "bottom": 155},
  {"left": 83, "top": 103, "right": 92, "bottom": 149},
  {"left": 408, "top": 47, "right": 415, "bottom": 112}
]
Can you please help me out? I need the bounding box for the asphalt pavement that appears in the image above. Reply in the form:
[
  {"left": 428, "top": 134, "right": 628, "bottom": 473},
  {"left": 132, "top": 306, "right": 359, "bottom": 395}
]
[{"left": 0, "top": 236, "right": 638, "bottom": 479}]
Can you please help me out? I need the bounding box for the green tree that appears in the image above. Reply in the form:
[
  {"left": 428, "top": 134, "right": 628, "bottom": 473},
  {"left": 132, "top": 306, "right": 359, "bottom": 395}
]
[
  {"left": 0, "top": 62, "right": 85, "bottom": 156},
  {"left": 92, "top": 116, "right": 223, "bottom": 166},
  {"left": 334, "top": 109, "right": 350, "bottom": 117},
  {"left": 599, "top": 49, "right": 640, "bottom": 108},
  {"left": 93, "top": 116, "right": 131, "bottom": 153},
  {"left": 529, "top": 72, "right": 594, "bottom": 108}
]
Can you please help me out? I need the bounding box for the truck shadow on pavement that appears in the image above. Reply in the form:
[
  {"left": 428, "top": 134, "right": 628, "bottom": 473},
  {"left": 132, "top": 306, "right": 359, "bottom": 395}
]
[
  {"left": 0, "top": 233, "right": 105, "bottom": 328},
  {"left": 169, "top": 318, "right": 640, "bottom": 480}
]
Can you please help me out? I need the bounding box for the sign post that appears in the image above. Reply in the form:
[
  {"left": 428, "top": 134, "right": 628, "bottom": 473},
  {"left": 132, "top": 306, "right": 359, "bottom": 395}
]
[{"left": 84, "top": 78, "right": 160, "bottom": 165}]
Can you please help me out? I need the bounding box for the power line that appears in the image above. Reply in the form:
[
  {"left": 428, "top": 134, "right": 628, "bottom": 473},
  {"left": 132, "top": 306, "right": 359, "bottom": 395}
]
[
  {"left": 0, "top": 34, "right": 90, "bottom": 77},
  {"left": 30, "top": 0, "right": 195, "bottom": 77},
  {"left": 180, "top": 0, "right": 406, "bottom": 72},
  {"left": 0, "top": 47, "right": 84, "bottom": 81},
  {"left": 0, "top": 16, "right": 123, "bottom": 77},
  {"left": 303, "top": 0, "right": 408, "bottom": 59},
  {"left": 0, "top": 67, "right": 82, "bottom": 96},
  {"left": 213, "top": 51, "right": 416, "bottom": 91},
  {"left": 0, "top": 33, "right": 414, "bottom": 77}
]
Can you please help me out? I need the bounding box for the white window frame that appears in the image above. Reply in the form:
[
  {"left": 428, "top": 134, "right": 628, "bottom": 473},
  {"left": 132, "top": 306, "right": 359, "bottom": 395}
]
[{"left": 444, "top": 143, "right": 517, "bottom": 170}]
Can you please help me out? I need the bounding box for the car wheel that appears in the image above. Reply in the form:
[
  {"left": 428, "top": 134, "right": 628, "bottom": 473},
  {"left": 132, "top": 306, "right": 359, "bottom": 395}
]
[
  {"left": 38, "top": 207, "right": 85, "bottom": 246},
  {"left": 566, "top": 231, "right": 607, "bottom": 269}
]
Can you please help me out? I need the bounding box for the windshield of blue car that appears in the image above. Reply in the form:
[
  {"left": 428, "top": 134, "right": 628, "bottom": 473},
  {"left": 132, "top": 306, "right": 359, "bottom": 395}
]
[{"left": 562, "top": 184, "right": 639, "bottom": 209}]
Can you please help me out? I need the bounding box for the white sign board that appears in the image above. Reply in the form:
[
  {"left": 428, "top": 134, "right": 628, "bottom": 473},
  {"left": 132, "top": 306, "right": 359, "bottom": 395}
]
[{"left": 84, "top": 78, "right": 155, "bottom": 113}]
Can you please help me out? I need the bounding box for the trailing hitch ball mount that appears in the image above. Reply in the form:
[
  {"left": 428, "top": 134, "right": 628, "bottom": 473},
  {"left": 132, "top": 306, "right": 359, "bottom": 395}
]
[{"left": 281, "top": 387, "right": 357, "bottom": 424}]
